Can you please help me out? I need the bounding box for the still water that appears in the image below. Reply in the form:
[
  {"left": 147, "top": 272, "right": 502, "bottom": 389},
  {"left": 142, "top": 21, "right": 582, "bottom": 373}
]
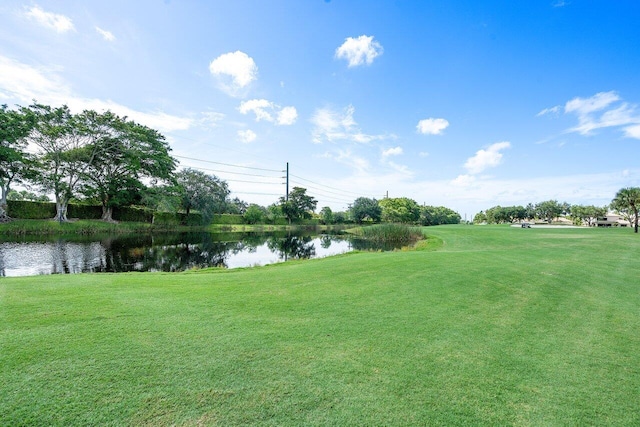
[{"left": 0, "top": 232, "right": 388, "bottom": 277}]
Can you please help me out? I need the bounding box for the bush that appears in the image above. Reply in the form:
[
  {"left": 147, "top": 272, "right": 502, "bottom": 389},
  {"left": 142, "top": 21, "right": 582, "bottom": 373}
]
[
  {"left": 7, "top": 200, "right": 56, "bottom": 219},
  {"left": 212, "top": 214, "right": 245, "bottom": 225},
  {"left": 357, "top": 223, "right": 424, "bottom": 246},
  {"left": 113, "top": 206, "right": 154, "bottom": 223},
  {"left": 67, "top": 204, "right": 102, "bottom": 220}
]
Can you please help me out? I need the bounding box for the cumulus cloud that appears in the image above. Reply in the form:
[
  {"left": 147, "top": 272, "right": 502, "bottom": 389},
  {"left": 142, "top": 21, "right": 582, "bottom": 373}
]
[
  {"left": 417, "top": 118, "right": 449, "bottom": 135},
  {"left": 464, "top": 141, "right": 511, "bottom": 175},
  {"left": 238, "top": 99, "right": 297, "bottom": 125},
  {"left": 0, "top": 55, "right": 192, "bottom": 133},
  {"left": 25, "top": 5, "right": 75, "bottom": 33},
  {"left": 95, "top": 26, "right": 115, "bottom": 41},
  {"left": 277, "top": 106, "right": 298, "bottom": 126},
  {"left": 335, "top": 35, "right": 383, "bottom": 67},
  {"left": 209, "top": 51, "right": 258, "bottom": 96},
  {"left": 382, "top": 147, "right": 403, "bottom": 158},
  {"left": 237, "top": 129, "right": 257, "bottom": 143},
  {"left": 541, "top": 91, "right": 640, "bottom": 139},
  {"left": 311, "top": 105, "right": 390, "bottom": 144}
]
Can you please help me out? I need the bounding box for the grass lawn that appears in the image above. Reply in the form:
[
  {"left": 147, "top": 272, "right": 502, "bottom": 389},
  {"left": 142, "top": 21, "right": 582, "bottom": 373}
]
[{"left": 1, "top": 225, "right": 639, "bottom": 425}]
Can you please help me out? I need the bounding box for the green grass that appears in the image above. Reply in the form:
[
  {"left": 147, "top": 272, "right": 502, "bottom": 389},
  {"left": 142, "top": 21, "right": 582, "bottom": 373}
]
[{"left": 1, "top": 225, "right": 639, "bottom": 425}]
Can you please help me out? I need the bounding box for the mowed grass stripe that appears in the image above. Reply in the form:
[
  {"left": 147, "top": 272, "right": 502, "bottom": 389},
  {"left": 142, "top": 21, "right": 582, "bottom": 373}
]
[{"left": 1, "top": 225, "right": 639, "bottom": 425}]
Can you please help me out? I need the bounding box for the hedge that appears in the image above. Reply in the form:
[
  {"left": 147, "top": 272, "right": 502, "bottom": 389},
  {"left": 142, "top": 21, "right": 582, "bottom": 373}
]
[
  {"left": 113, "top": 206, "right": 154, "bottom": 223},
  {"left": 68, "top": 204, "right": 102, "bottom": 219},
  {"left": 212, "top": 214, "right": 246, "bottom": 225},
  {"left": 153, "top": 212, "right": 204, "bottom": 226},
  {"left": 6, "top": 200, "right": 56, "bottom": 219}
]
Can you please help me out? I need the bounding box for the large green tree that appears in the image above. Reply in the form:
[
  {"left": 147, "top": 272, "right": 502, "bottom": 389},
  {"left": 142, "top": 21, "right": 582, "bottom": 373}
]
[
  {"left": 0, "top": 105, "right": 36, "bottom": 221},
  {"left": 535, "top": 200, "right": 564, "bottom": 224},
  {"left": 420, "top": 205, "right": 461, "bottom": 226},
  {"left": 379, "top": 197, "right": 420, "bottom": 223},
  {"left": 28, "top": 104, "right": 103, "bottom": 222},
  {"left": 570, "top": 204, "right": 606, "bottom": 227},
  {"left": 349, "top": 197, "right": 382, "bottom": 224},
  {"left": 279, "top": 187, "right": 317, "bottom": 223},
  {"left": 611, "top": 187, "right": 640, "bottom": 233},
  {"left": 176, "top": 168, "right": 230, "bottom": 224},
  {"left": 79, "top": 112, "right": 176, "bottom": 221}
]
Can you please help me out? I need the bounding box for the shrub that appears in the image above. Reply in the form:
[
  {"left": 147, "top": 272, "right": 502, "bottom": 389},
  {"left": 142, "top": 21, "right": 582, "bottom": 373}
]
[
  {"left": 113, "top": 206, "right": 154, "bottom": 223},
  {"left": 212, "top": 214, "right": 245, "bottom": 225},
  {"left": 357, "top": 223, "right": 424, "bottom": 246},
  {"left": 6, "top": 200, "right": 56, "bottom": 219},
  {"left": 67, "top": 204, "right": 102, "bottom": 220}
]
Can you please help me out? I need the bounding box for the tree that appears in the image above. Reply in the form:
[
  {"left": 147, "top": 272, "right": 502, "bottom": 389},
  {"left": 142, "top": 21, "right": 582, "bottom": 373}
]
[
  {"left": 243, "top": 204, "right": 266, "bottom": 224},
  {"left": 420, "top": 205, "right": 461, "bottom": 226},
  {"left": 279, "top": 187, "right": 317, "bottom": 223},
  {"left": 379, "top": 197, "right": 420, "bottom": 223},
  {"left": 611, "top": 187, "right": 640, "bottom": 233},
  {"left": 7, "top": 190, "right": 49, "bottom": 202},
  {"left": 571, "top": 204, "right": 606, "bottom": 227},
  {"left": 0, "top": 105, "right": 36, "bottom": 221},
  {"left": 535, "top": 200, "right": 564, "bottom": 224},
  {"left": 319, "top": 206, "right": 334, "bottom": 224},
  {"left": 79, "top": 112, "right": 176, "bottom": 221},
  {"left": 473, "top": 211, "right": 487, "bottom": 224},
  {"left": 176, "top": 168, "right": 230, "bottom": 224},
  {"left": 349, "top": 197, "right": 382, "bottom": 224},
  {"left": 28, "top": 104, "right": 103, "bottom": 222}
]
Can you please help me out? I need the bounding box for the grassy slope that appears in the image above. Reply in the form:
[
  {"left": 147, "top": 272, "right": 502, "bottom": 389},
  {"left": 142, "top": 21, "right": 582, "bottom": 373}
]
[{"left": 1, "top": 226, "right": 639, "bottom": 426}]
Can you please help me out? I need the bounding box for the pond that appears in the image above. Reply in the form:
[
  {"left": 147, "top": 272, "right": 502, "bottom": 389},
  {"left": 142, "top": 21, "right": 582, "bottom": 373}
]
[{"left": 0, "top": 231, "right": 396, "bottom": 277}]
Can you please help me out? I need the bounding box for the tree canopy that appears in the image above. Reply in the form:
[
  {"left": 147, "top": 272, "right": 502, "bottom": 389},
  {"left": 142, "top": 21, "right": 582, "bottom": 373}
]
[
  {"left": 611, "top": 187, "right": 640, "bottom": 233},
  {"left": 349, "top": 197, "right": 382, "bottom": 224}
]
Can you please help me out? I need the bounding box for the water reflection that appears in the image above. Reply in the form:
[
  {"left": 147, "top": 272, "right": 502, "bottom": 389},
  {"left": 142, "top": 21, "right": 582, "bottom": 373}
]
[{"left": 0, "top": 232, "right": 365, "bottom": 277}]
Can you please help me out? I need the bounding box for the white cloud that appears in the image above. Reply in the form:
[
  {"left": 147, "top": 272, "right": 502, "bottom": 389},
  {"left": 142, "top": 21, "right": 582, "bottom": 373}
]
[
  {"left": 95, "top": 26, "right": 115, "bottom": 41},
  {"left": 237, "top": 129, "right": 257, "bottom": 143},
  {"left": 553, "top": 91, "right": 640, "bottom": 137},
  {"left": 25, "top": 5, "right": 75, "bottom": 33},
  {"left": 277, "top": 106, "right": 298, "bottom": 126},
  {"left": 238, "top": 99, "right": 273, "bottom": 121},
  {"left": 0, "top": 55, "right": 193, "bottom": 133},
  {"left": 417, "top": 118, "right": 449, "bottom": 135},
  {"left": 625, "top": 124, "right": 640, "bottom": 139},
  {"left": 200, "top": 111, "right": 225, "bottom": 128},
  {"left": 335, "top": 35, "right": 383, "bottom": 67},
  {"left": 238, "top": 99, "right": 297, "bottom": 126},
  {"left": 311, "top": 105, "right": 389, "bottom": 144},
  {"left": 536, "top": 105, "right": 561, "bottom": 117},
  {"left": 209, "top": 51, "right": 258, "bottom": 96},
  {"left": 419, "top": 152, "right": 429, "bottom": 158},
  {"left": 321, "top": 149, "right": 371, "bottom": 175},
  {"left": 451, "top": 174, "right": 477, "bottom": 187},
  {"left": 382, "top": 147, "right": 403, "bottom": 158},
  {"left": 464, "top": 141, "right": 511, "bottom": 175}
]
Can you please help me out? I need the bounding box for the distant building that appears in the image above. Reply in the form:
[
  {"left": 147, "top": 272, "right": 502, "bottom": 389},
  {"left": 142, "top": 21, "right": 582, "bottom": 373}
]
[{"left": 596, "top": 214, "right": 630, "bottom": 227}]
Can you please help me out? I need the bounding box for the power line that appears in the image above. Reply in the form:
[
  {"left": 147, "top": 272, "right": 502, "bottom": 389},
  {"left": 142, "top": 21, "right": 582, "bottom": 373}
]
[
  {"left": 174, "top": 154, "right": 283, "bottom": 173},
  {"left": 289, "top": 173, "right": 380, "bottom": 198},
  {"left": 176, "top": 162, "right": 284, "bottom": 179}
]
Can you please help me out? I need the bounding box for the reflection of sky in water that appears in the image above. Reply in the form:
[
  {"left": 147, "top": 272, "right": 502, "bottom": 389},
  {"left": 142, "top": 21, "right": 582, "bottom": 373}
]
[
  {"left": 0, "top": 236, "right": 355, "bottom": 277},
  {"left": 225, "top": 238, "right": 353, "bottom": 269}
]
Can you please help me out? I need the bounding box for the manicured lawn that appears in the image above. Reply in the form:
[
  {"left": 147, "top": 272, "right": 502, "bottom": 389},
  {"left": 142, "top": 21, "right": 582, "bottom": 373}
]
[{"left": 1, "top": 225, "right": 639, "bottom": 425}]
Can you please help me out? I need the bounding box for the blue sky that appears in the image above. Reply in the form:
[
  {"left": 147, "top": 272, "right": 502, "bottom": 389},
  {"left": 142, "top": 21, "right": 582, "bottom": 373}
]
[{"left": 2, "top": 0, "right": 640, "bottom": 217}]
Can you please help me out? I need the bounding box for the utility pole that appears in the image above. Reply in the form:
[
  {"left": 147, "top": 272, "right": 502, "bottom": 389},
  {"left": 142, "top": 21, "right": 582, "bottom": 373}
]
[{"left": 286, "top": 162, "right": 289, "bottom": 201}]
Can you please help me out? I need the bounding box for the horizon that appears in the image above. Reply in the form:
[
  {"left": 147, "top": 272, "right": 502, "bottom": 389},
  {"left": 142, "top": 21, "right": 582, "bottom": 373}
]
[{"left": 1, "top": 1, "right": 639, "bottom": 217}]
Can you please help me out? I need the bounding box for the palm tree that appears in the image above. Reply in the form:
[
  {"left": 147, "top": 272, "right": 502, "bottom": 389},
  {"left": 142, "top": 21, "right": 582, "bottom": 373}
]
[{"left": 611, "top": 187, "right": 640, "bottom": 233}]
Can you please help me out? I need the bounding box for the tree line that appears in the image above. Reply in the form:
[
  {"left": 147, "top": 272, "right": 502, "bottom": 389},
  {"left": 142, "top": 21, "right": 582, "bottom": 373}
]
[
  {"left": 473, "top": 189, "right": 640, "bottom": 233},
  {"left": 1, "top": 102, "right": 462, "bottom": 226}
]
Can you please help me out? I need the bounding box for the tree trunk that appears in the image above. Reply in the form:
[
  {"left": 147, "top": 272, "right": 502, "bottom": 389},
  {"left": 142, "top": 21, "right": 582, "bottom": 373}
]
[
  {"left": 0, "top": 202, "right": 10, "bottom": 223},
  {"left": 101, "top": 206, "right": 115, "bottom": 222},
  {"left": 0, "top": 186, "right": 10, "bottom": 222},
  {"left": 53, "top": 197, "right": 69, "bottom": 222}
]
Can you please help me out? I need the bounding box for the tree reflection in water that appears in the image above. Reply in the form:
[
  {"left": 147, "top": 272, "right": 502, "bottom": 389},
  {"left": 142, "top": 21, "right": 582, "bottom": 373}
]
[{"left": 0, "top": 231, "right": 387, "bottom": 276}]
